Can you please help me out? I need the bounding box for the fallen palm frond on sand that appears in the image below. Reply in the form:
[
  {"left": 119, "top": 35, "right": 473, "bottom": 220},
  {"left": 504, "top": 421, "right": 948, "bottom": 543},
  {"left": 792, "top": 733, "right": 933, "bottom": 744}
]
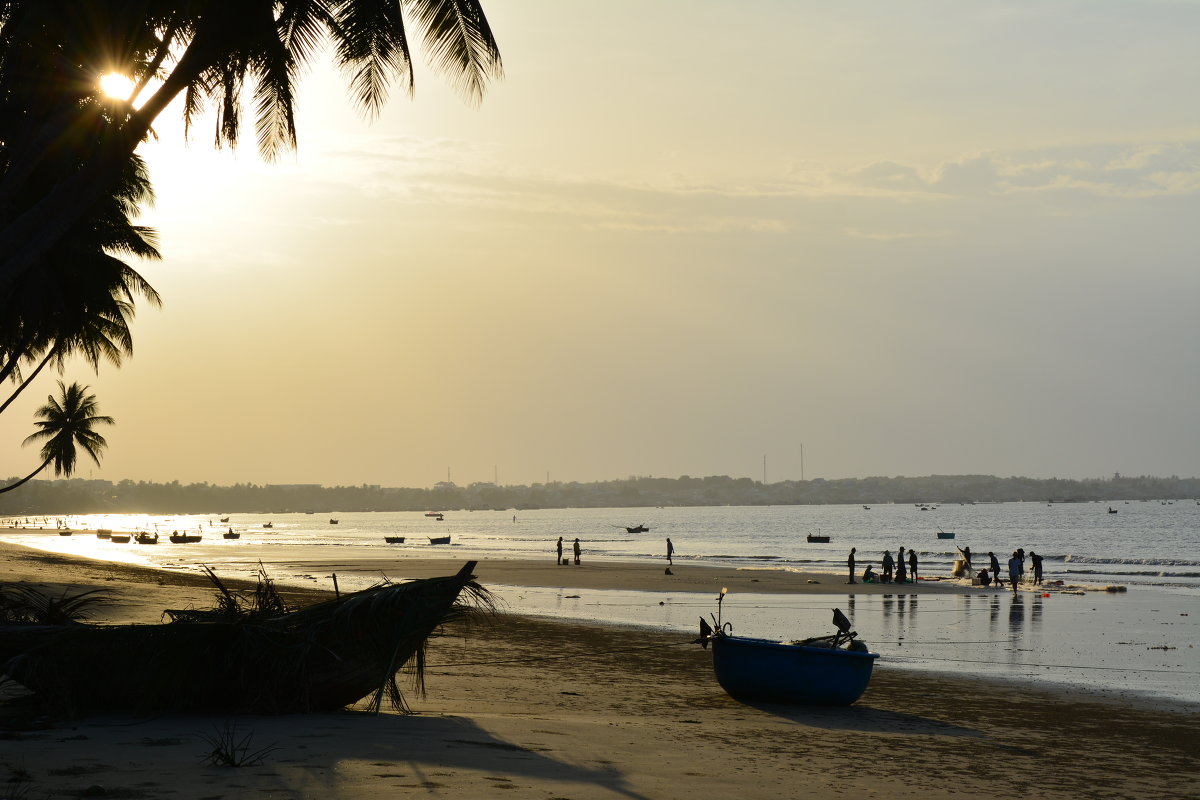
[
  {"left": 0, "top": 584, "right": 110, "bottom": 625},
  {"left": 0, "top": 561, "right": 490, "bottom": 717}
]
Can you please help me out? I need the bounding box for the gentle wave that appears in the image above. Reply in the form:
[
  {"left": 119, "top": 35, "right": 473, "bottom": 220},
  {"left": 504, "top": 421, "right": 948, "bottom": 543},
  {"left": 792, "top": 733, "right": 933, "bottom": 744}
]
[{"left": 1064, "top": 555, "right": 1200, "bottom": 567}]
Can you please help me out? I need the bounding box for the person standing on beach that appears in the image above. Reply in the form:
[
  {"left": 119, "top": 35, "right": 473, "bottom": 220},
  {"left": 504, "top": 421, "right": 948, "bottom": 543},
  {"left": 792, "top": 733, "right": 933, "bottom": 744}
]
[
  {"left": 882, "top": 551, "right": 894, "bottom": 583},
  {"left": 573, "top": 537, "right": 581, "bottom": 565},
  {"left": 896, "top": 547, "right": 908, "bottom": 583},
  {"left": 556, "top": 536, "right": 563, "bottom": 564},
  {"left": 847, "top": 547, "right": 856, "bottom": 584},
  {"left": 1008, "top": 551, "right": 1022, "bottom": 593},
  {"left": 1030, "top": 551, "right": 1044, "bottom": 584},
  {"left": 989, "top": 551, "right": 1001, "bottom": 587},
  {"left": 666, "top": 538, "right": 674, "bottom": 565},
  {"left": 908, "top": 548, "right": 918, "bottom": 581}
]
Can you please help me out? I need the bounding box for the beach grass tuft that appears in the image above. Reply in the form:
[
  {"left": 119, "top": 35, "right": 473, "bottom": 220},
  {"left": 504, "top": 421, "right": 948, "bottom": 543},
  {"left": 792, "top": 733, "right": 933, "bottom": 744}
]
[{"left": 198, "top": 722, "right": 278, "bottom": 767}]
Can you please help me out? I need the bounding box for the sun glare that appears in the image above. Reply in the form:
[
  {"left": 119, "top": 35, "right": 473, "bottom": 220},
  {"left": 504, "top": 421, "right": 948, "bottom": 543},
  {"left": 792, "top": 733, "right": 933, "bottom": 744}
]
[{"left": 99, "top": 72, "right": 135, "bottom": 101}]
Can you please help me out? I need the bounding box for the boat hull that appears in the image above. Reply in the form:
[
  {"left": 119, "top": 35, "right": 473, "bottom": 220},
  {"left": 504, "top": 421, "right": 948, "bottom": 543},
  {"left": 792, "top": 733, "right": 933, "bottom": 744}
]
[
  {"left": 711, "top": 635, "right": 878, "bottom": 706},
  {"left": 936, "top": 532, "right": 955, "bottom": 539}
]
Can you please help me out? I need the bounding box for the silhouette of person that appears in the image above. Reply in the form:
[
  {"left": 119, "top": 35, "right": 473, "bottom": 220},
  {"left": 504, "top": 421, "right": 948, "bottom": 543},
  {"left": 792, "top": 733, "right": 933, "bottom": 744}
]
[
  {"left": 882, "top": 551, "right": 894, "bottom": 583},
  {"left": 989, "top": 551, "right": 1001, "bottom": 587},
  {"left": 1030, "top": 551, "right": 1044, "bottom": 584},
  {"left": 908, "top": 548, "right": 918, "bottom": 581},
  {"left": 896, "top": 547, "right": 908, "bottom": 584},
  {"left": 847, "top": 547, "right": 856, "bottom": 584},
  {"left": 1008, "top": 551, "right": 1022, "bottom": 593},
  {"left": 978, "top": 567, "right": 991, "bottom": 587},
  {"left": 962, "top": 546, "right": 972, "bottom": 568},
  {"left": 556, "top": 536, "right": 563, "bottom": 564},
  {"left": 862, "top": 564, "right": 876, "bottom": 583},
  {"left": 573, "top": 537, "right": 581, "bottom": 565},
  {"left": 666, "top": 537, "right": 674, "bottom": 565}
]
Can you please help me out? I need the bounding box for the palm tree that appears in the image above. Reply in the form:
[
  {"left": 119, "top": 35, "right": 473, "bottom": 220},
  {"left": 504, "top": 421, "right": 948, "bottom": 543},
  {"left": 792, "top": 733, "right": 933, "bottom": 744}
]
[
  {"left": 0, "top": 381, "right": 113, "bottom": 495},
  {"left": 0, "top": 152, "right": 161, "bottom": 415},
  {"left": 0, "top": 0, "right": 503, "bottom": 287}
]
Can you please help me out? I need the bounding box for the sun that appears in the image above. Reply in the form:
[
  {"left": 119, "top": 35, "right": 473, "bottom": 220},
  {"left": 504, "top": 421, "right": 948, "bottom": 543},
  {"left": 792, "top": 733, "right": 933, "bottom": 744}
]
[{"left": 98, "top": 72, "right": 136, "bottom": 101}]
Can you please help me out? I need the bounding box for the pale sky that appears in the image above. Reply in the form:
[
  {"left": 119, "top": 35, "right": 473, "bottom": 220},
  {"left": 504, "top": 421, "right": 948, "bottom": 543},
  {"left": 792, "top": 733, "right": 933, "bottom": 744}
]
[{"left": 4, "top": 1, "right": 1200, "bottom": 488}]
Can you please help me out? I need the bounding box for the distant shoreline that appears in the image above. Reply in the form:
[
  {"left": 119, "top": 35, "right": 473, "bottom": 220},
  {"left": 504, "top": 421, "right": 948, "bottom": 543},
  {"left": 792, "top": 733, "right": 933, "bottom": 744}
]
[{"left": 3, "top": 474, "right": 1199, "bottom": 515}]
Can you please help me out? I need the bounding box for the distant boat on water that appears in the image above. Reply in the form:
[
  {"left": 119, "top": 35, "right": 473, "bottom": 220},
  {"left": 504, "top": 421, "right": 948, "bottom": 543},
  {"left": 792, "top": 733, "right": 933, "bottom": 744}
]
[
  {"left": 1108, "top": 507, "right": 1118, "bottom": 514},
  {"left": 135, "top": 532, "right": 159, "bottom": 545},
  {"left": 329, "top": 519, "right": 339, "bottom": 525},
  {"left": 263, "top": 522, "right": 274, "bottom": 529},
  {"left": 384, "top": 536, "right": 405, "bottom": 544},
  {"left": 806, "top": 533, "right": 830, "bottom": 543},
  {"left": 625, "top": 524, "right": 650, "bottom": 533},
  {"left": 219, "top": 517, "right": 230, "bottom": 523},
  {"left": 223, "top": 529, "right": 240, "bottom": 540},
  {"left": 936, "top": 530, "right": 956, "bottom": 539},
  {"left": 428, "top": 536, "right": 451, "bottom": 545},
  {"left": 169, "top": 532, "right": 202, "bottom": 544},
  {"left": 109, "top": 533, "right": 131, "bottom": 543}
]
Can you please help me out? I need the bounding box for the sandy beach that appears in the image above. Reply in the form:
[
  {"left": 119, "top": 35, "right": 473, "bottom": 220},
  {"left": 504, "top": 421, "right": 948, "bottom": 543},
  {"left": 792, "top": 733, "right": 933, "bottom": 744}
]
[{"left": 2, "top": 540, "right": 1198, "bottom": 800}]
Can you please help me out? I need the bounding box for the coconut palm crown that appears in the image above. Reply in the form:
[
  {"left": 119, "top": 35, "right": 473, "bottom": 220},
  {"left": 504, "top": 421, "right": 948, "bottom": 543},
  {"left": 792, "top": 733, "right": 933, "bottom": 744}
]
[{"left": 0, "top": 380, "right": 113, "bottom": 494}]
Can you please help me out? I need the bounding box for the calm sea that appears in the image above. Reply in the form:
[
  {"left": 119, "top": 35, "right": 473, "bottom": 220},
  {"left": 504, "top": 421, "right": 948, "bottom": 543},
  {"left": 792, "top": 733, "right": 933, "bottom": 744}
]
[
  {"left": 7, "top": 500, "right": 1196, "bottom": 592},
  {"left": 5, "top": 502, "right": 1199, "bottom": 707}
]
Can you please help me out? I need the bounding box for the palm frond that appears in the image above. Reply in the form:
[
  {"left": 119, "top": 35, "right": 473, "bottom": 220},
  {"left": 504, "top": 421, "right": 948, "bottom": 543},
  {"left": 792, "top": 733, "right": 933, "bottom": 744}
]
[{"left": 406, "top": 0, "right": 502, "bottom": 105}]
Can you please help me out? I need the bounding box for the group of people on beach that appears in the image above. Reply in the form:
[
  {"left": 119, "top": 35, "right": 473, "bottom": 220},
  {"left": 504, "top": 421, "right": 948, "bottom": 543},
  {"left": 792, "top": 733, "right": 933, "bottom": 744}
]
[
  {"left": 975, "top": 547, "right": 1045, "bottom": 592},
  {"left": 846, "top": 546, "right": 919, "bottom": 584},
  {"left": 555, "top": 536, "right": 582, "bottom": 565},
  {"left": 846, "top": 544, "right": 1045, "bottom": 591}
]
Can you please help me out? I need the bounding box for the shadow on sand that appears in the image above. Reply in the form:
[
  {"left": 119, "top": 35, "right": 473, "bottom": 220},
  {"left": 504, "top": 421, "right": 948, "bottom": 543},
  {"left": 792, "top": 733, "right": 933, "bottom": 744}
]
[
  {"left": 32, "top": 709, "right": 653, "bottom": 800},
  {"left": 734, "top": 699, "right": 984, "bottom": 739}
]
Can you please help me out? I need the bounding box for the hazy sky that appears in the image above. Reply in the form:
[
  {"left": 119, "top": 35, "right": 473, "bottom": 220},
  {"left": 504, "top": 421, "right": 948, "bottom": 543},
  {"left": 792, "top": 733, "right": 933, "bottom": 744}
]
[{"left": 4, "top": 1, "right": 1200, "bottom": 488}]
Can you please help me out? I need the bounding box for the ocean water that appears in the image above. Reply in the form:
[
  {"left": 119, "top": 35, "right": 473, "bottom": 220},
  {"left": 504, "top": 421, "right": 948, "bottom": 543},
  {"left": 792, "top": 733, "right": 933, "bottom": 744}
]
[{"left": 4, "top": 502, "right": 1199, "bottom": 707}]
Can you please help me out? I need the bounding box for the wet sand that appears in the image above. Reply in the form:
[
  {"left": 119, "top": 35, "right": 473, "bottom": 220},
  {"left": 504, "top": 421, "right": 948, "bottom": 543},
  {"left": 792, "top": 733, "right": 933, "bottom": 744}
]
[{"left": 1, "top": 541, "right": 1197, "bottom": 799}]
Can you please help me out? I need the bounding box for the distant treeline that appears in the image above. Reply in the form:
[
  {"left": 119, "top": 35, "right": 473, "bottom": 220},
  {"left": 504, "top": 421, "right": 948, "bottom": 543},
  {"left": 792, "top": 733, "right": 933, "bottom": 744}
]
[{"left": 1, "top": 473, "right": 1197, "bottom": 515}]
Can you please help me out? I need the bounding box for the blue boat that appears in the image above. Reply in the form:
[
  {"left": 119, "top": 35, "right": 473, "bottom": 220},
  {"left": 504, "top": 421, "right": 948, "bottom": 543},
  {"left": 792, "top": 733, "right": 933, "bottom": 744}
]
[{"left": 699, "top": 594, "right": 879, "bottom": 706}]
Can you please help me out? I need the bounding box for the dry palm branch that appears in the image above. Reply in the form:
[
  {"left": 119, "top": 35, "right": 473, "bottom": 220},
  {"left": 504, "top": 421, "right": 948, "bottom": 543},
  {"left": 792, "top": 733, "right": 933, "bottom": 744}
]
[{"left": 0, "top": 561, "right": 490, "bottom": 716}]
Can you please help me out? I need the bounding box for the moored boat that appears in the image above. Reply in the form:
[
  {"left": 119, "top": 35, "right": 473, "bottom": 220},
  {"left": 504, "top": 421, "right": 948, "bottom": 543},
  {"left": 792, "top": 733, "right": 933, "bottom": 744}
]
[
  {"left": 698, "top": 591, "right": 878, "bottom": 706},
  {"left": 109, "top": 533, "right": 131, "bottom": 543},
  {"left": 134, "top": 532, "right": 158, "bottom": 544},
  {"left": 806, "top": 533, "right": 830, "bottom": 543},
  {"left": 384, "top": 536, "right": 405, "bottom": 544},
  {"left": 169, "top": 533, "right": 202, "bottom": 544},
  {"left": 936, "top": 530, "right": 955, "bottom": 539},
  {"left": 95, "top": 529, "right": 111, "bottom": 539},
  {"left": 222, "top": 529, "right": 240, "bottom": 540},
  {"left": 58, "top": 529, "right": 72, "bottom": 536},
  {"left": 0, "top": 562, "right": 487, "bottom": 715},
  {"left": 625, "top": 524, "right": 650, "bottom": 533},
  {"left": 428, "top": 536, "right": 451, "bottom": 545}
]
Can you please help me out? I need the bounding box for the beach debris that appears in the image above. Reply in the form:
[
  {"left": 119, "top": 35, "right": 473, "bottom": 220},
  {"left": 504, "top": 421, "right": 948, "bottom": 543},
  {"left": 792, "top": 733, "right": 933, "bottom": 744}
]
[{"left": 162, "top": 564, "right": 288, "bottom": 623}]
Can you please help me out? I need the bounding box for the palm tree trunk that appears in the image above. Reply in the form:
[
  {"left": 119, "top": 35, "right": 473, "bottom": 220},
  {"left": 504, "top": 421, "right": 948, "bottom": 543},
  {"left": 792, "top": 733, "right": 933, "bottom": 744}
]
[
  {"left": 0, "top": 456, "right": 53, "bottom": 495},
  {"left": 0, "top": 348, "right": 57, "bottom": 416}
]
